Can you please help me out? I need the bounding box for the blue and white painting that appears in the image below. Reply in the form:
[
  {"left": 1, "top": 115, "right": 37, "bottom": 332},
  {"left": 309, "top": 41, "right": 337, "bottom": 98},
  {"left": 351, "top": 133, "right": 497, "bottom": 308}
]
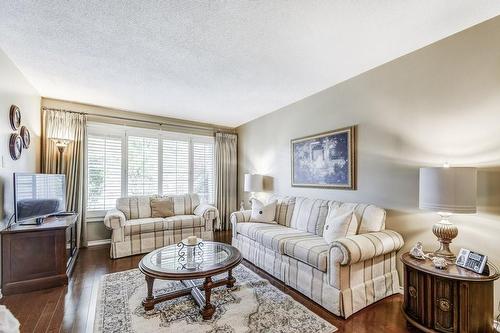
[{"left": 291, "top": 127, "right": 355, "bottom": 189}]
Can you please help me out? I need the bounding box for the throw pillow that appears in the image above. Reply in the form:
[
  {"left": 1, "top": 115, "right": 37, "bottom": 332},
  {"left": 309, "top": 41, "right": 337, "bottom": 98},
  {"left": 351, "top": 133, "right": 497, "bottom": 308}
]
[
  {"left": 323, "top": 207, "right": 358, "bottom": 243},
  {"left": 151, "top": 198, "right": 174, "bottom": 218},
  {"left": 250, "top": 199, "right": 277, "bottom": 223}
]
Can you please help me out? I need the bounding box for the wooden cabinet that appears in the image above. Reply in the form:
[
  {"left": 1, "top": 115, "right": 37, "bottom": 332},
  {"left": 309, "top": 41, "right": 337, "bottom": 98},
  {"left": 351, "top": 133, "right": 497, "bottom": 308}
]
[
  {"left": 1, "top": 215, "right": 78, "bottom": 295},
  {"left": 401, "top": 253, "right": 499, "bottom": 333}
]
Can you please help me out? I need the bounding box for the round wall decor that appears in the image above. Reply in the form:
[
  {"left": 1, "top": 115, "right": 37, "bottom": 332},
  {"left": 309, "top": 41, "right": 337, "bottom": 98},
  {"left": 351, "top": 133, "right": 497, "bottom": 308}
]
[
  {"left": 9, "top": 133, "right": 23, "bottom": 160},
  {"left": 20, "top": 126, "right": 31, "bottom": 148},
  {"left": 9, "top": 105, "right": 21, "bottom": 130}
]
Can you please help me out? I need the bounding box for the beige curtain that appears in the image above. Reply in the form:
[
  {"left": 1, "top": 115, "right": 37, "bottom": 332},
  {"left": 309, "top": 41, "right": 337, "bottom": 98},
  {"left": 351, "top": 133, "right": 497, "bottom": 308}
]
[
  {"left": 215, "top": 132, "right": 237, "bottom": 230},
  {"left": 42, "top": 108, "right": 87, "bottom": 247}
]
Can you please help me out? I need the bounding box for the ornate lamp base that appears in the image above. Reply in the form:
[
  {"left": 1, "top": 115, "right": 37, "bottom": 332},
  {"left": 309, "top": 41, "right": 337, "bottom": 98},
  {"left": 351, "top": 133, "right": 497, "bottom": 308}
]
[{"left": 432, "top": 215, "right": 458, "bottom": 260}]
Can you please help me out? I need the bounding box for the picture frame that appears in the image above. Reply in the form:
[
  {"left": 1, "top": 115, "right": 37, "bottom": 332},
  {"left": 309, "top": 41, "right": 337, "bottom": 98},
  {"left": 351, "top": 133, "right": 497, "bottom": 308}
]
[{"left": 291, "top": 126, "right": 356, "bottom": 189}]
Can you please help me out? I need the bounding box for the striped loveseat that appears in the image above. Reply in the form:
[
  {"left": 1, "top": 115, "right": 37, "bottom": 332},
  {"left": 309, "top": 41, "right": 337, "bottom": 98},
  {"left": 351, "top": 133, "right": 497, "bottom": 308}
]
[
  {"left": 231, "top": 195, "right": 404, "bottom": 318},
  {"left": 104, "top": 194, "right": 219, "bottom": 259}
]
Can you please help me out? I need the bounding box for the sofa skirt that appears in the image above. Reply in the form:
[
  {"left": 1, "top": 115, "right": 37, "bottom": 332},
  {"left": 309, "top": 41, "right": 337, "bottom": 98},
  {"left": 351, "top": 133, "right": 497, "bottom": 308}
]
[
  {"left": 233, "top": 234, "right": 400, "bottom": 318},
  {"left": 233, "top": 234, "right": 343, "bottom": 316}
]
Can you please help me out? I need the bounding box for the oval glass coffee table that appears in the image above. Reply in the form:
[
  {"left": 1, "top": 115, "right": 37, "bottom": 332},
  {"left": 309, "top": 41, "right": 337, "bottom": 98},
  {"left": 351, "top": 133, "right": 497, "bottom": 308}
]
[{"left": 139, "top": 241, "right": 242, "bottom": 320}]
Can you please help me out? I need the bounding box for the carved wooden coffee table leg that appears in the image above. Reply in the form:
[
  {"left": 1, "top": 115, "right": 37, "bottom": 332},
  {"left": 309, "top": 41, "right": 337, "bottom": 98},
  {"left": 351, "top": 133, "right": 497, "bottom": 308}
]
[
  {"left": 202, "top": 276, "right": 215, "bottom": 320},
  {"left": 142, "top": 275, "right": 155, "bottom": 311},
  {"left": 227, "top": 269, "right": 235, "bottom": 288}
]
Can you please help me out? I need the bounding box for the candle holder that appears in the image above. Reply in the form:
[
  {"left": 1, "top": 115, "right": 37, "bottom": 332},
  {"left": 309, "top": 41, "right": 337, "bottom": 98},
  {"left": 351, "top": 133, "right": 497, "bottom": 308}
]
[{"left": 177, "top": 238, "right": 204, "bottom": 270}]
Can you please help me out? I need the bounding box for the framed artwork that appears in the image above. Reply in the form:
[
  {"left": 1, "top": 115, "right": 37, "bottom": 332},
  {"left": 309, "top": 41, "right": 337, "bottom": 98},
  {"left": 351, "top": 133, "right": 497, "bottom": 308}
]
[{"left": 291, "top": 126, "right": 356, "bottom": 189}]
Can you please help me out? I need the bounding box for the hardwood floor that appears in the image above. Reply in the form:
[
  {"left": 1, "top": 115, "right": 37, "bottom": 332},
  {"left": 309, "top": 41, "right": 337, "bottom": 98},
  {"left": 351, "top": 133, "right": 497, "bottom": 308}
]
[{"left": 1, "top": 231, "right": 416, "bottom": 332}]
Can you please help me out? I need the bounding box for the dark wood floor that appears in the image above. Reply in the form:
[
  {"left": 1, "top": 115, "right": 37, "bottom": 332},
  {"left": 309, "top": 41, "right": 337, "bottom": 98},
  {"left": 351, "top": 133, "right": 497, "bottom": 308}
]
[{"left": 1, "top": 231, "right": 416, "bottom": 332}]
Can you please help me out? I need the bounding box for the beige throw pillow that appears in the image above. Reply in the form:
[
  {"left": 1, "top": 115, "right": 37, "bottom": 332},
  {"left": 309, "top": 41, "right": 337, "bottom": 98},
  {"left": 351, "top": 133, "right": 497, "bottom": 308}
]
[
  {"left": 250, "top": 199, "right": 277, "bottom": 223},
  {"left": 151, "top": 198, "right": 174, "bottom": 218},
  {"left": 323, "top": 207, "right": 358, "bottom": 243}
]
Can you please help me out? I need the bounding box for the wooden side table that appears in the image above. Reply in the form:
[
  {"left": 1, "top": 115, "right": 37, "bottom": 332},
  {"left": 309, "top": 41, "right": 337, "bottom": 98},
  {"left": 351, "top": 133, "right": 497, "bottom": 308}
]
[
  {"left": 401, "top": 252, "right": 499, "bottom": 333},
  {"left": 1, "top": 214, "right": 79, "bottom": 295}
]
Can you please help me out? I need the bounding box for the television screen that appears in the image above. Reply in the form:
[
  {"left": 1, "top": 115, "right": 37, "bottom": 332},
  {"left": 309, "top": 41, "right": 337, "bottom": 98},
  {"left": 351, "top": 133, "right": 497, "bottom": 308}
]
[{"left": 14, "top": 173, "right": 66, "bottom": 223}]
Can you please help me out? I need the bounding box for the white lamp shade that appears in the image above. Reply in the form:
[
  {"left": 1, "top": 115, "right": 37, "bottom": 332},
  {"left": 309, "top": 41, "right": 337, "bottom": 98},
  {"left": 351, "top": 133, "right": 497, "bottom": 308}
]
[
  {"left": 244, "top": 174, "right": 263, "bottom": 192},
  {"left": 419, "top": 167, "right": 477, "bottom": 214}
]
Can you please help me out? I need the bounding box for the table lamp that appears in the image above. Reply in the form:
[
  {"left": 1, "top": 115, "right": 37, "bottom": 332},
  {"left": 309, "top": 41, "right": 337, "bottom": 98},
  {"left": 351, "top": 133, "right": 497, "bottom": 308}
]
[
  {"left": 419, "top": 167, "right": 477, "bottom": 260},
  {"left": 242, "top": 174, "right": 263, "bottom": 210}
]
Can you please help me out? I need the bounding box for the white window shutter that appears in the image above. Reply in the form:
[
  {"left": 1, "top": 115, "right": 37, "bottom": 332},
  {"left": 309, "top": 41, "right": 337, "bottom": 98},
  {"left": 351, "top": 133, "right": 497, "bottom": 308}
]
[
  {"left": 87, "top": 135, "right": 122, "bottom": 211},
  {"left": 127, "top": 136, "right": 159, "bottom": 196},
  {"left": 162, "top": 138, "right": 189, "bottom": 195}
]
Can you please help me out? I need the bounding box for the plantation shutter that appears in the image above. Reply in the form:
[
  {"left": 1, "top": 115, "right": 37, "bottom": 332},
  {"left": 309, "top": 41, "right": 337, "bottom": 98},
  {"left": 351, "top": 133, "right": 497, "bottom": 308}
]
[
  {"left": 127, "top": 136, "right": 159, "bottom": 196},
  {"left": 162, "top": 138, "right": 189, "bottom": 195},
  {"left": 87, "top": 135, "right": 122, "bottom": 211},
  {"left": 192, "top": 138, "right": 215, "bottom": 204}
]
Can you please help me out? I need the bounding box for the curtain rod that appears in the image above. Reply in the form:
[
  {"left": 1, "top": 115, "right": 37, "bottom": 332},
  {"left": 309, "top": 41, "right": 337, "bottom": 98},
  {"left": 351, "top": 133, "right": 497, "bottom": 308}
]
[{"left": 42, "top": 107, "right": 233, "bottom": 133}]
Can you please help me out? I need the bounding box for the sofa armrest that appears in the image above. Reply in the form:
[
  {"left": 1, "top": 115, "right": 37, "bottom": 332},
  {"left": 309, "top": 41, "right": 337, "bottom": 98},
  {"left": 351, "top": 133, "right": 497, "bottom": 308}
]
[
  {"left": 230, "top": 210, "right": 252, "bottom": 238},
  {"left": 194, "top": 204, "right": 220, "bottom": 231},
  {"left": 104, "top": 209, "right": 126, "bottom": 230},
  {"left": 330, "top": 230, "right": 404, "bottom": 266}
]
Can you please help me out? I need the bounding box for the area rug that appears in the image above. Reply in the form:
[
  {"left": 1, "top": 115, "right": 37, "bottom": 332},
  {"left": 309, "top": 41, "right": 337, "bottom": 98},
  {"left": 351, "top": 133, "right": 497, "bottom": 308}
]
[{"left": 94, "top": 265, "right": 337, "bottom": 333}]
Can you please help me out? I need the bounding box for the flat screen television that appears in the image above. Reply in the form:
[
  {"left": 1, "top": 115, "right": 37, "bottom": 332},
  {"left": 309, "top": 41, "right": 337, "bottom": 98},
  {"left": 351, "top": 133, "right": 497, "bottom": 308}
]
[{"left": 14, "top": 173, "right": 66, "bottom": 224}]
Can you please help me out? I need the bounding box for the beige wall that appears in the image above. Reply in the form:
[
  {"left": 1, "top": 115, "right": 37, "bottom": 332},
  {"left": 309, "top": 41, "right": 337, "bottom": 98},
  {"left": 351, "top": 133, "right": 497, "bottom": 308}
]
[
  {"left": 237, "top": 16, "right": 500, "bottom": 315},
  {"left": 0, "top": 48, "right": 41, "bottom": 225}
]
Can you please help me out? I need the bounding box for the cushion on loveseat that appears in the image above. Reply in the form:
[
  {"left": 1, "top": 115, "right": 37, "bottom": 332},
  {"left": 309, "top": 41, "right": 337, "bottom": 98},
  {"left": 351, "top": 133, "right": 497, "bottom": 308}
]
[
  {"left": 236, "top": 222, "right": 310, "bottom": 253},
  {"left": 116, "top": 195, "right": 153, "bottom": 220},
  {"left": 115, "top": 194, "right": 201, "bottom": 220},
  {"left": 124, "top": 215, "right": 205, "bottom": 236},
  {"left": 283, "top": 235, "right": 330, "bottom": 272}
]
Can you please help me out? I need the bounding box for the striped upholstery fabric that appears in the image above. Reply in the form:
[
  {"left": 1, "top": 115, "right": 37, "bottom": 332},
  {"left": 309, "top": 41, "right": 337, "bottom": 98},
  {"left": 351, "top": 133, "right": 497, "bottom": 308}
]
[
  {"left": 103, "top": 209, "right": 126, "bottom": 229},
  {"left": 230, "top": 195, "right": 404, "bottom": 318},
  {"left": 123, "top": 215, "right": 205, "bottom": 236},
  {"left": 116, "top": 196, "right": 154, "bottom": 220},
  {"left": 229, "top": 210, "right": 252, "bottom": 238},
  {"left": 283, "top": 235, "right": 330, "bottom": 272},
  {"left": 171, "top": 194, "right": 200, "bottom": 215},
  {"left": 112, "top": 226, "right": 214, "bottom": 259},
  {"left": 335, "top": 202, "right": 386, "bottom": 234},
  {"left": 105, "top": 194, "right": 218, "bottom": 259},
  {"left": 236, "top": 222, "right": 310, "bottom": 253},
  {"left": 268, "top": 195, "right": 296, "bottom": 226},
  {"left": 194, "top": 204, "right": 220, "bottom": 230},
  {"left": 329, "top": 230, "right": 404, "bottom": 266},
  {"left": 289, "top": 197, "right": 329, "bottom": 235},
  {"left": 234, "top": 235, "right": 342, "bottom": 315}
]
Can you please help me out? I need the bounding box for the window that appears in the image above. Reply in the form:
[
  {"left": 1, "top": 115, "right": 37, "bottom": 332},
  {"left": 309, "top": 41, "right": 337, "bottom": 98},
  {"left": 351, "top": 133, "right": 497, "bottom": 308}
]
[
  {"left": 162, "top": 138, "right": 189, "bottom": 195},
  {"left": 87, "top": 134, "right": 122, "bottom": 211},
  {"left": 127, "top": 136, "right": 159, "bottom": 195},
  {"left": 85, "top": 124, "right": 215, "bottom": 214}
]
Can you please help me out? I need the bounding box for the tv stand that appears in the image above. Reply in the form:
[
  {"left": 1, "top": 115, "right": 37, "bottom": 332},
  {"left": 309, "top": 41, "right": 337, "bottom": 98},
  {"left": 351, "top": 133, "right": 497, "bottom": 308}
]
[{"left": 1, "top": 214, "right": 79, "bottom": 295}]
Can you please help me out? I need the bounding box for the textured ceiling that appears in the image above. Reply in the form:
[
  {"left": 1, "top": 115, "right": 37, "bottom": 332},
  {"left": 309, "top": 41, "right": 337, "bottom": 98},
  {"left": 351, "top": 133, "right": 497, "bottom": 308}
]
[{"left": 1, "top": 1, "right": 499, "bottom": 127}]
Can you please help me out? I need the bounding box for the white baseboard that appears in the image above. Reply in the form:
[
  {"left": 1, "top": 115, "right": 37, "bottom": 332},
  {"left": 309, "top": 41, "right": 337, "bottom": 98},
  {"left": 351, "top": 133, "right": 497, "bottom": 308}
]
[{"left": 87, "top": 239, "right": 111, "bottom": 247}]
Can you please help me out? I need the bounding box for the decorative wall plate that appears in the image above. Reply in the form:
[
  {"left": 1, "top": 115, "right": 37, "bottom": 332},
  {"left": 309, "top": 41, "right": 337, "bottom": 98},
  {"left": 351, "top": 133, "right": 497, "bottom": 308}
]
[
  {"left": 9, "top": 105, "right": 21, "bottom": 130},
  {"left": 9, "top": 133, "right": 23, "bottom": 160},
  {"left": 20, "top": 126, "right": 31, "bottom": 148}
]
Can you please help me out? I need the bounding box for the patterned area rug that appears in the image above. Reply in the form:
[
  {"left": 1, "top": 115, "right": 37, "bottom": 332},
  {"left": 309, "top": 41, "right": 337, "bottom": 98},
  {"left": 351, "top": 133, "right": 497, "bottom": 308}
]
[{"left": 94, "top": 265, "right": 337, "bottom": 333}]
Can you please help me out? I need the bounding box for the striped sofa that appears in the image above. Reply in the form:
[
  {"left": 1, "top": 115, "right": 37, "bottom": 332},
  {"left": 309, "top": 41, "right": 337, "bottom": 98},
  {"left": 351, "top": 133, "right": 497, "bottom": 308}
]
[
  {"left": 104, "top": 194, "right": 219, "bottom": 259},
  {"left": 231, "top": 196, "right": 404, "bottom": 318}
]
